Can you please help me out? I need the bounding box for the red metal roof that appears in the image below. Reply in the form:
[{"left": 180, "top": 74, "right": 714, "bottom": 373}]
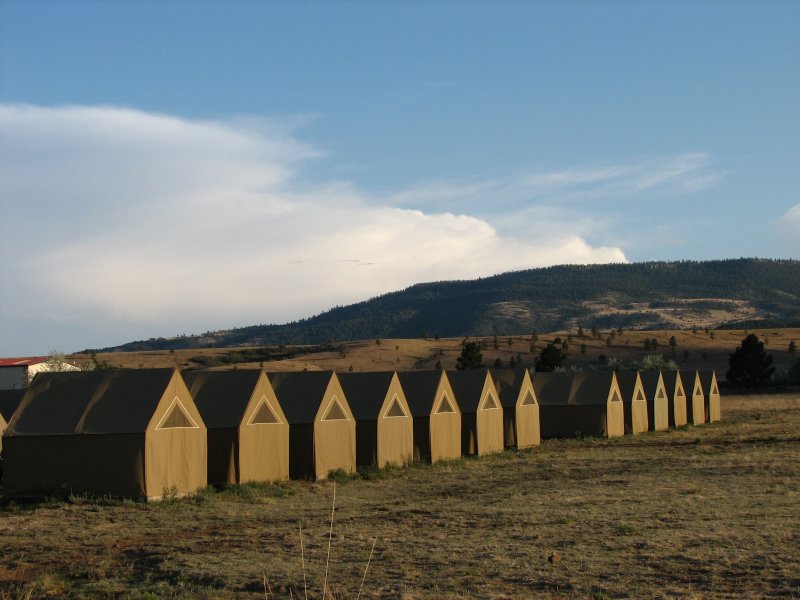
[{"left": 0, "top": 357, "right": 48, "bottom": 367}]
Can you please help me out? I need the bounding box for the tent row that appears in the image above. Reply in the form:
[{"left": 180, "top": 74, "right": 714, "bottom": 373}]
[
  {"left": 0, "top": 368, "right": 540, "bottom": 499},
  {"left": 533, "top": 369, "right": 720, "bottom": 439},
  {"left": 0, "top": 367, "right": 719, "bottom": 500}
]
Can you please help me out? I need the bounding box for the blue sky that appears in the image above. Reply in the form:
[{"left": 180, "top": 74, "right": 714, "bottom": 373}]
[{"left": 1, "top": 1, "right": 798, "bottom": 355}]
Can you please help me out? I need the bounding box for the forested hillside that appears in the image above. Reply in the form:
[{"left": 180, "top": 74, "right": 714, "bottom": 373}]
[{"left": 95, "top": 259, "right": 800, "bottom": 352}]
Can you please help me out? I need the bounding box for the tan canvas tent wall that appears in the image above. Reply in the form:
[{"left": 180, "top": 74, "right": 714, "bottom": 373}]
[
  {"left": 3, "top": 369, "right": 206, "bottom": 500},
  {"left": 699, "top": 370, "right": 721, "bottom": 422},
  {"left": 681, "top": 370, "right": 706, "bottom": 425},
  {"left": 661, "top": 371, "right": 688, "bottom": 427},
  {"left": 397, "top": 371, "right": 461, "bottom": 462},
  {"left": 639, "top": 370, "right": 669, "bottom": 431},
  {"left": 338, "top": 371, "right": 413, "bottom": 468},
  {"left": 184, "top": 370, "right": 288, "bottom": 485},
  {"left": 447, "top": 370, "right": 504, "bottom": 456},
  {"left": 616, "top": 371, "right": 649, "bottom": 434},
  {"left": 490, "top": 368, "right": 540, "bottom": 449},
  {"left": 267, "top": 371, "right": 355, "bottom": 480},
  {"left": 533, "top": 372, "right": 625, "bottom": 439}
]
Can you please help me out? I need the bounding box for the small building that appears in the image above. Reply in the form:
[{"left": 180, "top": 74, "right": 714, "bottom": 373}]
[
  {"left": 662, "top": 370, "right": 688, "bottom": 428},
  {"left": 699, "top": 370, "right": 721, "bottom": 423},
  {"left": 446, "top": 370, "right": 504, "bottom": 456},
  {"left": 338, "top": 371, "right": 414, "bottom": 469},
  {"left": 616, "top": 371, "right": 649, "bottom": 435},
  {"left": 490, "top": 368, "right": 540, "bottom": 449},
  {"left": 397, "top": 370, "right": 461, "bottom": 462},
  {"left": 0, "top": 357, "right": 80, "bottom": 390},
  {"left": 267, "top": 371, "right": 355, "bottom": 480},
  {"left": 183, "top": 370, "right": 289, "bottom": 485},
  {"left": 680, "top": 370, "right": 706, "bottom": 425},
  {"left": 639, "top": 370, "right": 669, "bottom": 431},
  {"left": 533, "top": 372, "right": 625, "bottom": 439},
  {"left": 3, "top": 369, "right": 207, "bottom": 500}
]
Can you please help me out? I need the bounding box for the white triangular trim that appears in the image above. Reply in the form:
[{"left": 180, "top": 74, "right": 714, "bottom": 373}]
[
  {"left": 435, "top": 393, "right": 455, "bottom": 414},
  {"left": 383, "top": 394, "right": 408, "bottom": 419},
  {"left": 247, "top": 395, "right": 283, "bottom": 425},
  {"left": 480, "top": 391, "right": 500, "bottom": 410},
  {"left": 322, "top": 395, "right": 349, "bottom": 421},
  {"left": 155, "top": 396, "right": 199, "bottom": 430}
]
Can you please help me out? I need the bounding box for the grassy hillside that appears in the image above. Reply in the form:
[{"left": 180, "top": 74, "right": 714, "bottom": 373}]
[
  {"left": 93, "top": 259, "right": 800, "bottom": 352},
  {"left": 73, "top": 327, "right": 800, "bottom": 383}
]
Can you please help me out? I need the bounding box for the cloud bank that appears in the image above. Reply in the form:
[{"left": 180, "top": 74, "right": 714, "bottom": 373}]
[{"left": 1, "top": 104, "right": 634, "bottom": 353}]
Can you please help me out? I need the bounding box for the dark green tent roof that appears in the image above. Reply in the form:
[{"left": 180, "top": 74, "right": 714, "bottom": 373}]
[
  {"left": 698, "top": 370, "right": 718, "bottom": 395},
  {"left": 396, "top": 371, "right": 444, "bottom": 417},
  {"left": 533, "top": 372, "right": 575, "bottom": 406},
  {"left": 0, "top": 388, "right": 25, "bottom": 423},
  {"left": 337, "top": 371, "right": 395, "bottom": 421},
  {"left": 533, "top": 372, "right": 616, "bottom": 406},
  {"left": 267, "top": 371, "right": 334, "bottom": 425},
  {"left": 615, "top": 371, "right": 640, "bottom": 404},
  {"left": 183, "top": 370, "right": 262, "bottom": 429},
  {"left": 490, "top": 368, "right": 529, "bottom": 408},
  {"left": 639, "top": 370, "right": 662, "bottom": 398},
  {"left": 6, "top": 369, "right": 176, "bottom": 435},
  {"left": 446, "top": 370, "right": 489, "bottom": 413}
]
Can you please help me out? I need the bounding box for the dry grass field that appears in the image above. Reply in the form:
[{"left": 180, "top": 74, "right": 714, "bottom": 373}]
[
  {"left": 1, "top": 393, "right": 798, "bottom": 599},
  {"left": 72, "top": 327, "right": 800, "bottom": 378}
]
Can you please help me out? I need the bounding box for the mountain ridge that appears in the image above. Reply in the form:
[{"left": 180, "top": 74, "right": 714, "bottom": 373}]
[{"left": 91, "top": 258, "right": 800, "bottom": 352}]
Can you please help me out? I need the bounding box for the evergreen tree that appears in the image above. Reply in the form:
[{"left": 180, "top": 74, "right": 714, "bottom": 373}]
[
  {"left": 456, "top": 341, "right": 484, "bottom": 370},
  {"left": 727, "top": 334, "right": 775, "bottom": 388},
  {"left": 535, "top": 343, "right": 566, "bottom": 372},
  {"left": 789, "top": 340, "right": 797, "bottom": 354}
]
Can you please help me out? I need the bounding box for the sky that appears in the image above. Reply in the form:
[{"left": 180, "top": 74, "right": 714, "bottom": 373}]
[{"left": 1, "top": 1, "right": 798, "bottom": 355}]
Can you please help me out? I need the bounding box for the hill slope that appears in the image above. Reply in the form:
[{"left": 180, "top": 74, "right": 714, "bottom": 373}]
[{"left": 96, "top": 258, "right": 800, "bottom": 352}]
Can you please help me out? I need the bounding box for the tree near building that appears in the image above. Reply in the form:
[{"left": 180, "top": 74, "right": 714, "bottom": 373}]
[
  {"left": 456, "top": 342, "right": 484, "bottom": 370},
  {"left": 535, "top": 343, "right": 566, "bottom": 372},
  {"left": 727, "top": 334, "right": 775, "bottom": 388}
]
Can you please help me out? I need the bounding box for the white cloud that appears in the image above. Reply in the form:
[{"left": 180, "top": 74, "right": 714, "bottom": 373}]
[
  {"left": 388, "top": 152, "right": 723, "bottom": 214},
  {"left": 1, "top": 104, "right": 627, "bottom": 354},
  {"left": 778, "top": 204, "right": 800, "bottom": 253}
]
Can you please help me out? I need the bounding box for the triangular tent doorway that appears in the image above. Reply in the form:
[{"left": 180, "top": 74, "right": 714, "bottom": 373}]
[
  {"left": 711, "top": 384, "right": 718, "bottom": 395},
  {"left": 677, "top": 388, "right": 685, "bottom": 397},
  {"left": 248, "top": 396, "right": 281, "bottom": 425},
  {"left": 657, "top": 389, "right": 666, "bottom": 399},
  {"left": 694, "top": 385, "right": 701, "bottom": 396},
  {"left": 435, "top": 394, "right": 455, "bottom": 414},
  {"left": 322, "top": 396, "right": 348, "bottom": 421},
  {"left": 635, "top": 389, "right": 645, "bottom": 401},
  {"left": 610, "top": 389, "right": 621, "bottom": 403},
  {"left": 521, "top": 391, "right": 536, "bottom": 406},
  {"left": 384, "top": 395, "right": 407, "bottom": 418},
  {"left": 481, "top": 392, "right": 499, "bottom": 410},
  {"left": 156, "top": 397, "right": 198, "bottom": 430}
]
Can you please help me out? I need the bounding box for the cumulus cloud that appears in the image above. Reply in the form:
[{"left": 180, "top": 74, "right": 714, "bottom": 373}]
[
  {"left": 1, "top": 103, "right": 628, "bottom": 353},
  {"left": 778, "top": 204, "right": 800, "bottom": 253}
]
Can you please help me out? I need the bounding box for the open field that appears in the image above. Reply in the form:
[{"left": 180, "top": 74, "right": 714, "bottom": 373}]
[
  {"left": 2, "top": 394, "right": 799, "bottom": 599},
  {"left": 72, "top": 327, "right": 800, "bottom": 379}
]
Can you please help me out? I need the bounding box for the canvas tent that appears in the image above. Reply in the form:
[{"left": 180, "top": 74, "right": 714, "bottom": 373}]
[
  {"left": 616, "top": 371, "right": 649, "bottom": 434},
  {"left": 397, "top": 370, "right": 461, "bottom": 462},
  {"left": 681, "top": 370, "right": 706, "bottom": 425},
  {"left": 639, "top": 370, "right": 669, "bottom": 431},
  {"left": 446, "top": 370, "right": 504, "bottom": 456},
  {"left": 533, "top": 372, "right": 625, "bottom": 439},
  {"left": 661, "top": 371, "right": 688, "bottom": 428},
  {"left": 338, "top": 371, "right": 413, "bottom": 468},
  {"left": 0, "top": 389, "right": 25, "bottom": 457},
  {"left": 2, "top": 369, "right": 206, "bottom": 499},
  {"left": 699, "top": 370, "right": 721, "bottom": 423},
  {"left": 490, "top": 368, "right": 540, "bottom": 449},
  {"left": 267, "top": 371, "right": 355, "bottom": 480},
  {"left": 183, "top": 370, "right": 288, "bottom": 485}
]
